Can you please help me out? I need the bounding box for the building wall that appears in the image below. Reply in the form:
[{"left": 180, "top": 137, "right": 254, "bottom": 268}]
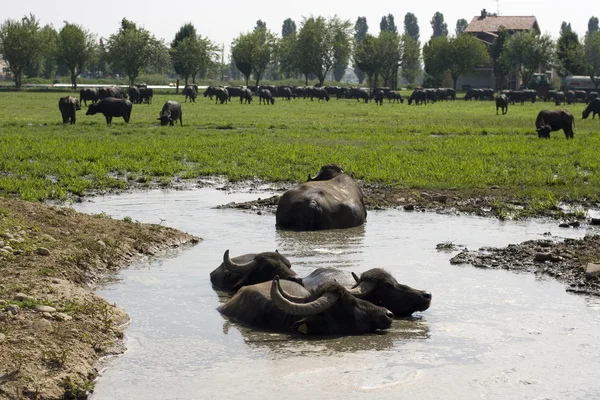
[{"left": 456, "top": 70, "right": 494, "bottom": 89}]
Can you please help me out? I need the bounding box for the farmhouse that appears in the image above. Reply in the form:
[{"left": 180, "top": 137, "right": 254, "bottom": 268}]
[{"left": 458, "top": 9, "right": 541, "bottom": 90}]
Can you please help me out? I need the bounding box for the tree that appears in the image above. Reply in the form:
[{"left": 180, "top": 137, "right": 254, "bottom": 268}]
[
  {"left": 353, "top": 16, "right": 368, "bottom": 84},
  {"left": 231, "top": 27, "right": 276, "bottom": 86},
  {"left": 423, "top": 36, "right": 450, "bottom": 86},
  {"left": 106, "top": 18, "right": 170, "bottom": 86},
  {"left": 172, "top": 35, "right": 215, "bottom": 85},
  {"left": 401, "top": 34, "right": 421, "bottom": 84},
  {"left": 0, "top": 14, "right": 41, "bottom": 88},
  {"left": 354, "top": 35, "right": 379, "bottom": 87},
  {"left": 282, "top": 18, "right": 296, "bottom": 37},
  {"left": 446, "top": 34, "right": 489, "bottom": 89},
  {"left": 296, "top": 16, "right": 352, "bottom": 86},
  {"left": 380, "top": 14, "right": 397, "bottom": 34},
  {"left": 490, "top": 27, "right": 512, "bottom": 89},
  {"left": 584, "top": 31, "right": 600, "bottom": 88},
  {"left": 500, "top": 31, "right": 555, "bottom": 87},
  {"left": 560, "top": 21, "right": 572, "bottom": 36},
  {"left": 430, "top": 12, "right": 448, "bottom": 39},
  {"left": 171, "top": 23, "right": 197, "bottom": 85},
  {"left": 588, "top": 17, "right": 599, "bottom": 35},
  {"left": 57, "top": 23, "right": 93, "bottom": 89},
  {"left": 277, "top": 29, "right": 298, "bottom": 78},
  {"left": 556, "top": 24, "right": 586, "bottom": 82},
  {"left": 255, "top": 20, "right": 267, "bottom": 31},
  {"left": 455, "top": 19, "right": 468, "bottom": 36},
  {"left": 376, "top": 31, "right": 402, "bottom": 87},
  {"left": 404, "top": 12, "right": 420, "bottom": 41}
]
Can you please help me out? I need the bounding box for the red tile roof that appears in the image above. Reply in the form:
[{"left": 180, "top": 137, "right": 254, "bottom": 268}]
[{"left": 465, "top": 16, "right": 539, "bottom": 34}]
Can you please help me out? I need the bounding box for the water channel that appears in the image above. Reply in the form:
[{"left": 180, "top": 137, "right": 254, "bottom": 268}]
[{"left": 71, "top": 187, "right": 600, "bottom": 400}]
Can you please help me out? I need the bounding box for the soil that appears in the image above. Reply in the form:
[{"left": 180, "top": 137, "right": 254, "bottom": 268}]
[
  {"left": 1, "top": 179, "right": 599, "bottom": 399},
  {"left": 0, "top": 198, "right": 200, "bottom": 400}
]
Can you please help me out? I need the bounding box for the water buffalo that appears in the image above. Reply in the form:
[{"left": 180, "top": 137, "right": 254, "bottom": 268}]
[
  {"left": 139, "top": 87, "right": 153, "bottom": 104},
  {"left": 183, "top": 85, "right": 197, "bottom": 102},
  {"left": 240, "top": 88, "right": 253, "bottom": 104},
  {"left": 554, "top": 91, "right": 566, "bottom": 106},
  {"left": 386, "top": 90, "right": 404, "bottom": 103},
  {"left": 582, "top": 98, "right": 600, "bottom": 120},
  {"left": 574, "top": 90, "right": 587, "bottom": 103},
  {"left": 373, "top": 90, "right": 384, "bottom": 105},
  {"left": 225, "top": 86, "right": 243, "bottom": 99},
  {"left": 301, "top": 268, "right": 431, "bottom": 318},
  {"left": 535, "top": 110, "right": 575, "bottom": 139},
  {"left": 566, "top": 90, "right": 576, "bottom": 105},
  {"left": 157, "top": 100, "right": 182, "bottom": 126},
  {"left": 58, "top": 96, "right": 81, "bottom": 124},
  {"left": 210, "top": 250, "right": 300, "bottom": 293},
  {"left": 408, "top": 89, "right": 426, "bottom": 105},
  {"left": 86, "top": 97, "right": 133, "bottom": 125},
  {"left": 79, "top": 88, "right": 98, "bottom": 106},
  {"left": 128, "top": 86, "right": 141, "bottom": 104},
  {"left": 97, "top": 86, "right": 127, "bottom": 100},
  {"left": 258, "top": 88, "right": 275, "bottom": 105},
  {"left": 276, "top": 164, "right": 367, "bottom": 231},
  {"left": 587, "top": 91, "right": 599, "bottom": 104},
  {"left": 204, "top": 85, "right": 216, "bottom": 100},
  {"left": 495, "top": 94, "right": 508, "bottom": 115},
  {"left": 218, "top": 277, "right": 394, "bottom": 335},
  {"left": 311, "top": 87, "right": 330, "bottom": 102},
  {"left": 353, "top": 88, "right": 370, "bottom": 103},
  {"left": 280, "top": 87, "right": 293, "bottom": 100},
  {"left": 213, "top": 87, "right": 229, "bottom": 104}
]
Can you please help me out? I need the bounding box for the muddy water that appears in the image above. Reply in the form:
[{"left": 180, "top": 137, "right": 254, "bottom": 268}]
[{"left": 73, "top": 189, "right": 600, "bottom": 400}]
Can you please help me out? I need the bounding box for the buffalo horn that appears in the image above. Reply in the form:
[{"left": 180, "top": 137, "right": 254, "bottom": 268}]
[
  {"left": 271, "top": 278, "right": 339, "bottom": 316},
  {"left": 348, "top": 275, "right": 376, "bottom": 297},
  {"left": 222, "top": 249, "right": 257, "bottom": 273},
  {"left": 271, "top": 276, "right": 311, "bottom": 303}
]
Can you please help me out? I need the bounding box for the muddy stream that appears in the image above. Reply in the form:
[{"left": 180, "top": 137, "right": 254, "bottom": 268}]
[{"left": 72, "top": 188, "right": 600, "bottom": 399}]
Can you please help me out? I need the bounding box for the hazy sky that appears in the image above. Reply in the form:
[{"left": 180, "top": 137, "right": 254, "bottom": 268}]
[{"left": 3, "top": 0, "right": 595, "bottom": 58}]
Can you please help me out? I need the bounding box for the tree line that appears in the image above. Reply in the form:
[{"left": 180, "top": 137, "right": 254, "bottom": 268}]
[{"left": 1, "top": 13, "right": 599, "bottom": 90}]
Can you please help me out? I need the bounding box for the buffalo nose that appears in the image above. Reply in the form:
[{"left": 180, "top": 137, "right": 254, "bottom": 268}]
[
  {"left": 385, "top": 310, "right": 394, "bottom": 319},
  {"left": 423, "top": 292, "right": 432, "bottom": 300}
]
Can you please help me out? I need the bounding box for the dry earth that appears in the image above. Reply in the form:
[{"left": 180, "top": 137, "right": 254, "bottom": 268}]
[{"left": 0, "top": 198, "right": 199, "bottom": 399}]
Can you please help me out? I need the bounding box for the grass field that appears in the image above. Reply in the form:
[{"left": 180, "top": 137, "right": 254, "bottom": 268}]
[{"left": 0, "top": 90, "right": 598, "bottom": 206}]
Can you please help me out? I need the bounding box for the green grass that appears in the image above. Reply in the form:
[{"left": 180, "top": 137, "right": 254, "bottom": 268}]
[{"left": 0, "top": 90, "right": 599, "bottom": 205}]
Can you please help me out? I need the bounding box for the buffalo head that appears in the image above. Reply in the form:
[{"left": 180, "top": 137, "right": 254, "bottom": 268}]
[
  {"left": 537, "top": 124, "right": 551, "bottom": 138},
  {"left": 158, "top": 111, "right": 171, "bottom": 126},
  {"left": 348, "top": 268, "right": 431, "bottom": 318},
  {"left": 307, "top": 164, "right": 344, "bottom": 182},
  {"left": 85, "top": 103, "right": 98, "bottom": 115},
  {"left": 271, "top": 277, "right": 393, "bottom": 335},
  {"left": 210, "top": 249, "right": 299, "bottom": 293}
]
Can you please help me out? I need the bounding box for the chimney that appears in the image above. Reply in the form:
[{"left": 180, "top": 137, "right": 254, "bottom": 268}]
[{"left": 480, "top": 9, "right": 487, "bottom": 19}]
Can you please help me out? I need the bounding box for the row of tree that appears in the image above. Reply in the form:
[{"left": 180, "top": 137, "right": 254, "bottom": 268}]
[{"left": 1, "top": 13, "right": 600, "bottom": 90}]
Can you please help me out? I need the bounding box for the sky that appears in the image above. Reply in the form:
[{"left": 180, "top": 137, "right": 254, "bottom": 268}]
[{"left": 2, "top": 0, "right": 595, "bottom": 59}]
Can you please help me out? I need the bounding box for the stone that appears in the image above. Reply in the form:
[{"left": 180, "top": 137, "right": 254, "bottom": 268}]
[
  {"left": 1, "top": 232, "right": 14, "bottom": 240},
  {"left": 0, "top": 333, "right": 5, "bottom": 343},
  {"left": 33, "top": 319, "right": 53, "bottom": 332},
  {"left": 0, "top": 313, "right": 7, "bottom": 321},
  {"left": 4, "top": 304, "right": 20, "bottom": 315},
  {"left": 568, "top": 221, "right": 581, "bottom": 228},
  {"left": 558, "top": 223, "right": 570, "bottom": 228},
  {"left": 14, "top": 293, "right": 35, "bottom": 302},
  {"left": 12, "top": 250, "right": 23, "bottom": 256},
  {"left": 36, "top": 247, "right": 50, "bottom": 256},
  {"left": 41, "top": 234, "right": 57, "bottom": 242},
  {"left": 35, "top": 305, "right": 56, "bottom": 313},
  {"left": 42, "top": 312, "right": 53, "bottom": 319},
  {"left": 97, "top": 240, "right": 106, "bottom": 247},
  {"left": 54, "top": 313, "right": 72, "bottom": 321},
  {"left": 0, "top": 241, "right": 4, "bottom": 247},
  {"left": 585, "top": 263, "right": 600, "bottom": 280},
  {"left": 403, "top": 204, "right": 415, "bottom": 211},
  {"left": 591, "top": 218, "right": 600, "bottom": 226},
  {"left": 534, "top": 253, "right": 552, "bottom": 262},
  {"left": 0, "top": 248, "right": 11, "bottom": 255}
]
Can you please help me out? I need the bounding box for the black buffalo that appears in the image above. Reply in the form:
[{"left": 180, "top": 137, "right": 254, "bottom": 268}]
[
  {"left": 311, "top": 87, "right": 330, "bottom": 102},
  {"left": 353, "top": 88, "right": 370, "bottom": 103},
  {"left": 495, "top": 94, "right": 508, "bottom": 115},
  {"left": 210, "top": 250, "right": 300, "bottom": 293},
  {"left": 535, "top": 110, "right": 575, "bottom": 139},
  {"left": 157, "top": 100, "right": 182, "bottom": 126},
  {"left": 386, "top": 90, "right": 404, "bottom": 103},
  {"left": 258, "top": 88, "right": 275, "bottom": 105},
  {"left": 139, "top": 87, "right": 153, "bottom": 104},
  {"left": 582, "top": 98, "right": 600, "bottom": 120},
  {"left": 225, "top": 86, "right": 244, "bottom": 99},
  {"left": 554, "top": 91, "right": 566, "bottom": 106},
  {"left": 240, "top": 88, "right": 253, "bottom": 104},
  {"left": 183, "top": 85, "right": 197, "bottom": 102},
  {"left": 58, "top": 96, "right": 81, "bottom": 124},
  {"left": 97, "top": 86, "right": 127, "bottom": 100},
  {"left": 218, "top": 277, "right": 393, "bottom": 335},
  {"left": 276, "top": 164, "right": 367, "bottom": 231},
  {"left": 301, "top": 268, "right": 431, "bottom": 318},
  {"left": 587, "top": 91, "right": 599, "bottom": 104},
  {"left": 86, "top": 97, "right": 133, "bottom": 125},
  {"left": 373, "top": 89, "right": 384, "bottom": 105},
  {"left": 408, "top": 89, "right": 426, "bottom": 105},
  {"left": 79, "top": 88, "right": 98, "bottom": 106},
  {"left": 280, "top": 86, "right": 293, "bottom": 100},
  {"left": 128, "top": 86, "right": 141, "bottom": 104},
  {"left": 213, "top": 87, "right": 229, "bottom": 104}
]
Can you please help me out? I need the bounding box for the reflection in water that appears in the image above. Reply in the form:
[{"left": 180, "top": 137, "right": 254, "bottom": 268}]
[{"left": 72, "top": 189, "right": 600, "bottom": 400}]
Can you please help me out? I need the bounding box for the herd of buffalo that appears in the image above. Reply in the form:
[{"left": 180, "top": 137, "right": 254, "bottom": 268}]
[
  {"left": 57, "top": 83, "right": 600, "bottom": 139},
  {"left": 212, "top": 164, "right": 432, "bottom": 335}
]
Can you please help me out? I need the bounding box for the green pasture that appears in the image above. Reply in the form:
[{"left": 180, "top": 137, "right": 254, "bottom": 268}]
[{"left": 0, "top": 90, "right": 598, "bottom": 206}]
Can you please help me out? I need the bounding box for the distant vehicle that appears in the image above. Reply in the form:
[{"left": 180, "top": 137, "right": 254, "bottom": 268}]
[
  {"left": 526, "top": 73, "right": 552, "bottom": 98},
  {"left": 564, "top": 75, "right": 599, "bottom": 91}
]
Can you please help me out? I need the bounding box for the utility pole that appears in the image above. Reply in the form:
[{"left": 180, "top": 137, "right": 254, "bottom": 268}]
[{"left": 221, "top": 43, "right": 225, "bottom": 81}]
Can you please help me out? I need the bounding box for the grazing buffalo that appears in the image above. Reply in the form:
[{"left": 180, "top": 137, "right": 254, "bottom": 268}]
[
  {"left": 79, "top": 88, "right": 98, "bottom": 106},
  {"left": 258, "top": 88, "right": 275, "bottom": 105},
  {"left": 204, "top": 85, "right": 217, "bottom": 100},
  {"left": 128, "top": 86, "right": 141, "bottom": 104},
  {"left": 386, "top": 90, "right": 404, "bottom": 103},
  {"left": 182, "top": 85, "right": 197, "bottom": 102},
  {"left": 157, "top": 100, "right": 182, "bottom": 126},
  {"left": 213, "top": 87, "right": 229, "bottom": 104},
  {"left": 582, "top": 98, "right": 600, "bottom": 120},
  {"left": 218, "top": 277, "right": 394, "bottom": 335},
  {"left": 139, "top": 87, "right": 153, "bottom": 104},
  {"left": 373, "top": 90, "right": 384, "bottom": 105},
  {"left": 535, "top": 110, "right": 575, "bottom": 139},
  {"left": 353, "top": 88, "right": 370, "bottom": 103},
  {"left": 311, "top": 87, "right": 330, "bottom": 102},
  {"left": 495, "top": 94, "right": 508, "bottom": 115},
  {"left": 240, "top": 88, "right": 253, "bottom": 104},
  {"left": 280, "top": 86, "right": 293, "bottom": 100},
  {"left": 86, "top": 97, "right": 133, "bottom": 125},
  {"left": 587, "top": 92, "right": 599, "bottom": 104},
  {"left": 276, "top": 164, "right": 367, "bottom": 231},
  {"left": 97, "top": 86, "right": 127, "bottom": 100},
  {"left": 302, "top": 268, "right": 431, "bottom": 318},
  {"left": 225, "top": 86, "right": 243, "bottom": 99},
  {"left": 574, "top": 90, "right": 587, "bottom": 103},
  {"left": 210, "top": 250, "right": 300, "bottom": 293},
  {"left": 408, "top": 89, "right": 426, "bottom": 105},
  {"left": 566, "top": 90, "right": 576, "bottom": 105},
  {"left": 554, "top": 91, "right": 566, "bottom": 106},
  {"left": 58, "top": 96, "right": 81, "bottom": 124}
]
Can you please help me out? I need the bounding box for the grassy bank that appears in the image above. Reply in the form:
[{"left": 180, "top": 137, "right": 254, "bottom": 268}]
[{"left": 0, "top": 91, "right": 598, "bottom": 206}]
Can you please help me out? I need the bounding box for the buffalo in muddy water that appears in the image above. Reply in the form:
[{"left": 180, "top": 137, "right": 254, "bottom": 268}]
[
  {"left": 157, "top": 100, "right": 182, "bottom": 126},
  {"left": 301, "top": 268, "right": 431, "bottom": 318},
  {"left": 535, "top": 110, "right": 575, "bottom": 139},
  {"left": 210, "top": 250, "right": 300, "bottom": 293},
  {"left": 218, "top": 277, "right": 393, "bottom": 335},
  {"left": 582, "top": 98, "right": 600, "bottom": 120},
  {"left": 86, "top": 97, "right": 133, "bottom": 125},
  {"left": 275, "top": 165, "right": 367, "bottom": 231},
  {"left": 58, "top": 96, "right": 81, "bottom": 124}
]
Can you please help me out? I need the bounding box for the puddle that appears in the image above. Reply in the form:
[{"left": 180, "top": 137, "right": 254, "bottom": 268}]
[{"left": 71, "top": 188, "right": 600, "bottom": 399}]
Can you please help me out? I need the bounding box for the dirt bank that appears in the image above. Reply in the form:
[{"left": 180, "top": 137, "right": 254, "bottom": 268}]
[{"left": 0, "top": 198, "right": 199, "bottom": 399}]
